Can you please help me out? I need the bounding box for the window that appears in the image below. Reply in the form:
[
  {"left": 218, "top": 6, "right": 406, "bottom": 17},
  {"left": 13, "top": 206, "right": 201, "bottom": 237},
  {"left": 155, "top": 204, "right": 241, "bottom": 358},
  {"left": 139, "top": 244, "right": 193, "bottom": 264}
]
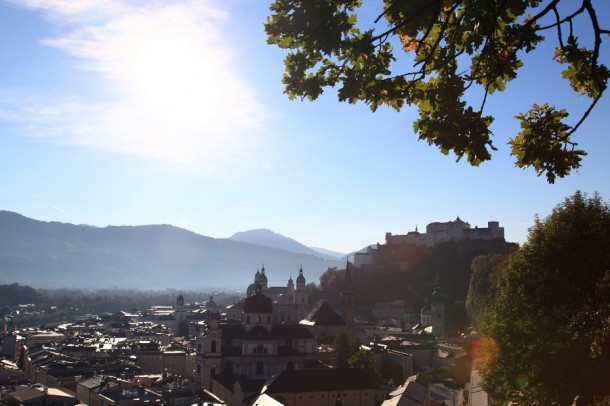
[
  {"left": 246, "top": 315, "right": 250, "bottom": 324},
  {"left": 210, "top": 340, "right": 216, "bottom": 353},
  {"left": 209, "top": 367, "right": 215, "bottom": 390},
  {"left": 256, "top": 361, "right": 264, "bottom": 376}
]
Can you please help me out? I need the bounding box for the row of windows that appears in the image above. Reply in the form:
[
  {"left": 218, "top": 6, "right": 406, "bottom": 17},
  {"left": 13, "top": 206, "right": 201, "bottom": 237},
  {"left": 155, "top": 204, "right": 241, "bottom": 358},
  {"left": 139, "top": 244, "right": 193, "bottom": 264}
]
[
  {"left": 246, "top": 315, "right": 271, "bottom": 324},
  {"left": 196, "top": 360, "right": 295, "bottom": 375},
  {"left": 296, "top": 392, "right": 370, "bottom": 399}
]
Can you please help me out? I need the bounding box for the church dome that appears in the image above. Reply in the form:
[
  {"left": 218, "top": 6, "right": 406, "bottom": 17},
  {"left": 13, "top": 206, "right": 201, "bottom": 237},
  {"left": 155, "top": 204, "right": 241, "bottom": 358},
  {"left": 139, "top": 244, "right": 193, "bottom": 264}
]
[
  {"left": 244, "top": 288, "right": 272, "bottom": 313},
  {"left": 259, "top": 265, "right": 268, "bottom": 284},
  {"left": 206, "top": 296, "right": 217, "bottom": 309},
  {"left": 244, "top": 325, "right": 274, "bottom": 340},
  {"left": 296, "top": 267, "right": 306, "bottom": 284}
]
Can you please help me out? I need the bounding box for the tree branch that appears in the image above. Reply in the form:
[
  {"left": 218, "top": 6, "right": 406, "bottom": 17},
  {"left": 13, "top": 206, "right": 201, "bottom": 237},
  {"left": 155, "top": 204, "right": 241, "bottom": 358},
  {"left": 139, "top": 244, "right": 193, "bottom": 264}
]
[
  {"left": 536, "top": 1, "right": 586, "bottom": 31},
  {"left": 371, "top": 0, "right": 441, "bottom": 43},
  {"left": 567, "top": 93, "right": 602, "bottom": 137}
]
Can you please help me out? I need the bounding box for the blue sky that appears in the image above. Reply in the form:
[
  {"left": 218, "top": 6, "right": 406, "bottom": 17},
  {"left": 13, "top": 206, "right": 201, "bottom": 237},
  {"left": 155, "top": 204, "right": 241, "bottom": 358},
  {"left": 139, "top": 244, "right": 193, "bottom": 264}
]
[{"left": 1, "top": 0, "right": 609, "bottom": 253}]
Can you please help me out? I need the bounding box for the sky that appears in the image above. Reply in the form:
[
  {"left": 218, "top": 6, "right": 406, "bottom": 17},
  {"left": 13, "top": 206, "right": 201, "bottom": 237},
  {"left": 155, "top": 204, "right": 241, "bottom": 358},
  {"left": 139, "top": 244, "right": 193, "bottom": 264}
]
[{"left": 1, "top": 0, "right": 609, "bottom": 254}]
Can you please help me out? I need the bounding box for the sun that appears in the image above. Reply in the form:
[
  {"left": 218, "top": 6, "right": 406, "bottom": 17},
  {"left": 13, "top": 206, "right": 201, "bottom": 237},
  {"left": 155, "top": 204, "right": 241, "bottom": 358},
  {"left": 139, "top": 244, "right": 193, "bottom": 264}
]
[{"left": 127, "top": 35, "right": 220, "bottom": 122}]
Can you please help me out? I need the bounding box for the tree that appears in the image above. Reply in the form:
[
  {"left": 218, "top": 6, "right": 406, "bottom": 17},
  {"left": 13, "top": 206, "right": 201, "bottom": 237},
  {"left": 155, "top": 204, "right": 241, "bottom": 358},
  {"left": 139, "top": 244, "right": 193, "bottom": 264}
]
[
  {"left": 379, "top": 358, "right": 403, "bottom": 385},
  {"left": 265, "top": 1, "right": 609, "bottom": 182},
  {"left": 331, "top": 328, "right": 352, "bottom": 368},
  {"left": 319, "top": 266, "right": 344, "bottom": 297},
  {"left": 480, "top": 191, "right": 610, "bottom": 404},
  {"left": 465, "top": 253, "right": 508, "bottom": 327},
  {"left": 348, "top": 348, "right": 382, "bottom": 383}
]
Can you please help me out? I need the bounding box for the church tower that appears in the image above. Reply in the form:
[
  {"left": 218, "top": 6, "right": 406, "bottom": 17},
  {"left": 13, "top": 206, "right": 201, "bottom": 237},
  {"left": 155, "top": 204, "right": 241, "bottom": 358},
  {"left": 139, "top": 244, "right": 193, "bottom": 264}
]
[
  {"left": 287, "top": 276, "right": 294, "bottom": 292},
  {"left": 174, "top": 293, "right": 186, "bottom": 335},
  {"left": 196, "top": 311, "right": 222, "bottom": 390},
  {"left": 294, "top": 267, "right": 309, "bottom": 321},
  {"left": 431, "top": 274, "right": 447, "bottom": 337},
  {"left": 259, "top": 265, "right": 269, "bottom": 292},
  {"left": 341, "top": 260, "right": 354, "bottom": 329}
]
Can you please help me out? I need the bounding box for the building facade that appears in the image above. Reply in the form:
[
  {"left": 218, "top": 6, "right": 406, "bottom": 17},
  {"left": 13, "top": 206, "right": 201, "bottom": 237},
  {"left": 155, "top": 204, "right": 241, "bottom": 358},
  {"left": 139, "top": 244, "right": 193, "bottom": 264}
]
[{"left": 195, "top": 284, "right": 317, "bottom": 391}]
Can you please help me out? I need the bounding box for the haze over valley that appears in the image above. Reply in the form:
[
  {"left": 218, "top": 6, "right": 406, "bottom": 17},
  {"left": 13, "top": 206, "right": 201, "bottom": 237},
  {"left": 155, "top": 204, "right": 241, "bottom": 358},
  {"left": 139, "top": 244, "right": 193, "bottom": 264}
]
[{"left": 0, "top": 211, "right": 345, "bottom": 290}]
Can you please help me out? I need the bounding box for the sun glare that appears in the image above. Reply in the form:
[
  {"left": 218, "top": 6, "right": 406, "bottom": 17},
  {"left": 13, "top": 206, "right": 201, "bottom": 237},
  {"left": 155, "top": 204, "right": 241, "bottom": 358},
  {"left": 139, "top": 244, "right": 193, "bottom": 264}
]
[
  {"left": 11, "top": 1, "right": 267, "bottom": 167},
  {"left": 128, "top": 37, "right": 218, "bottom": 121}
]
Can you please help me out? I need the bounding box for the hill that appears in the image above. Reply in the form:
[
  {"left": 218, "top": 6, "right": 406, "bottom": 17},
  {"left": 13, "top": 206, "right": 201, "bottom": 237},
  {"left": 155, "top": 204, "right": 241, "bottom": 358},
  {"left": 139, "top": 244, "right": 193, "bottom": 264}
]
[
  {"left": 321, "top": 239, "right": 516, "bottom": 330},
  {"left": 229, "top": 229, "right": 344, "bottom": 260},
  {"left": 0, "top": 211, "right": 343, "bottom": 290}
]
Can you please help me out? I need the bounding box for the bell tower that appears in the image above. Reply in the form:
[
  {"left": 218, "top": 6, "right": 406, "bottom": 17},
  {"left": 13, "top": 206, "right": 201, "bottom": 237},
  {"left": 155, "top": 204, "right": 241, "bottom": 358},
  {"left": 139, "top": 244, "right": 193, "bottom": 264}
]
[
  {"left": 294, "top": 267, "right": 309, "bottom": 321},
  {"left": 196, "top": 313, "right": 222, "bottom": 390},
  {"left": 341, "top": 260, "right": 354, "bottom": 329}
]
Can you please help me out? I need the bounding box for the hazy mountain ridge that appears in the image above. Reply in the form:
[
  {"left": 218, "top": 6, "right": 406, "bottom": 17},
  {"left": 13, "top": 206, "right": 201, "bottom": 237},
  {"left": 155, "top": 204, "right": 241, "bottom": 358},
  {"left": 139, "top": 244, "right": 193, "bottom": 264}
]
[
  {"left": 229, "top": 228, "right": 345, "bottom": 260},
  {"left": 309, "top": 246, "right": 345, "bottom": 259},
  {"left": 0, "top": 211, "right": 344, "bottom": 290}
]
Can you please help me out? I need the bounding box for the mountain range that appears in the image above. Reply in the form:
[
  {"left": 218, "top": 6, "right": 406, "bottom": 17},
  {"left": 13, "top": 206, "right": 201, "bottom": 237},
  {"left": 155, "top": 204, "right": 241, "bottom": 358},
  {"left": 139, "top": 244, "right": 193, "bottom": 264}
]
[
  {"left": 229, "top": 229, "right": 344, "bottom": 260},
  {"left": 0, "top": 211, "right": 346, "bottom": 290}
]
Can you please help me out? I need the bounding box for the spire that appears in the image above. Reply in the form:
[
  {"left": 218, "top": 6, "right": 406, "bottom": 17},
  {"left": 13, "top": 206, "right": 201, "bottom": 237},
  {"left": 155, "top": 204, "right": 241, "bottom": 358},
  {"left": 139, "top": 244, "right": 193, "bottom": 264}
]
[
  {"left": 296, "top": 266, "right": 306, "bottom": 286},
  {"left": 342, "top": 259, "right": 354, "bottom": 328},
  {"left": 287, "top": 275, "right": 294, "bottom": 292},
  {"left": 432, "top": 272, "right": 447, "bottom": 303},
  {"left": 344, "top": 258, "right": 352, "bottom": 288},
  {"left": 259, "top": 264, "right": 268, "bottom": 287}
]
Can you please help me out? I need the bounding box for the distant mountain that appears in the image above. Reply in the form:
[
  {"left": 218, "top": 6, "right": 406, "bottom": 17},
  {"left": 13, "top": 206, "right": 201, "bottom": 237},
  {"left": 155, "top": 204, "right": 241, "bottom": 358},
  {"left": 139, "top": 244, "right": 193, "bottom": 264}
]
[
  {"left": 309, "top": 247, "right": 345, "bottom": 259},
  {"left": 0, "top": 211, "right": 344, "bottom": 290},
  {"left": 229, "top": 229, "right": 341, "bottom": 261}
]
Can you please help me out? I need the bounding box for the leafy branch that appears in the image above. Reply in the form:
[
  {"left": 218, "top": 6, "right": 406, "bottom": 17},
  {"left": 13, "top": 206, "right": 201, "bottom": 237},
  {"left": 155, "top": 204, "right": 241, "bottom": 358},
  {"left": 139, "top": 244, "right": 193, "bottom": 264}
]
[{"left": 265, "top": 0, "right": 609, "bottom": 182}]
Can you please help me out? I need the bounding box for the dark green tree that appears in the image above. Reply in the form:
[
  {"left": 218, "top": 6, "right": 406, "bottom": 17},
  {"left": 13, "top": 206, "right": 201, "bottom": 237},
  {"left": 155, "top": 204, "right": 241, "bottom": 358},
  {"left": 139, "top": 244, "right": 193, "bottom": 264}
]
[
  {"left": 265, "top": 0, "right": 609, "bottom": 182},
  {"left": 465, "top": 253, "right": 508, "bottom": 327},
  {"left": 319, "top": 267, "right": 342, "bottom": 291},
  {"left": 480, "top": 191, "right": 610, "bottom": 405},
  {"left": 348, "top": 349, "right": 382, "bottom": 383},
  {"left": 331, "top": 328, "right": 352, "bottom": 368},
  {"left": 379, "top": 358, "right": 403, "bottom": 385}
]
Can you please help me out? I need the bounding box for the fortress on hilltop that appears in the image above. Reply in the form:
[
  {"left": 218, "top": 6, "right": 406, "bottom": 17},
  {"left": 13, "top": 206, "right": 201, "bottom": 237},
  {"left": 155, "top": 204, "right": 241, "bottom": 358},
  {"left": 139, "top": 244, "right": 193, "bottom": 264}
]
[
  {"left": 354, "top": 217, "right": 505, "bottom": 269},
  {"left": 385, "top": 217, "right": 504, "bottom": 248}
]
